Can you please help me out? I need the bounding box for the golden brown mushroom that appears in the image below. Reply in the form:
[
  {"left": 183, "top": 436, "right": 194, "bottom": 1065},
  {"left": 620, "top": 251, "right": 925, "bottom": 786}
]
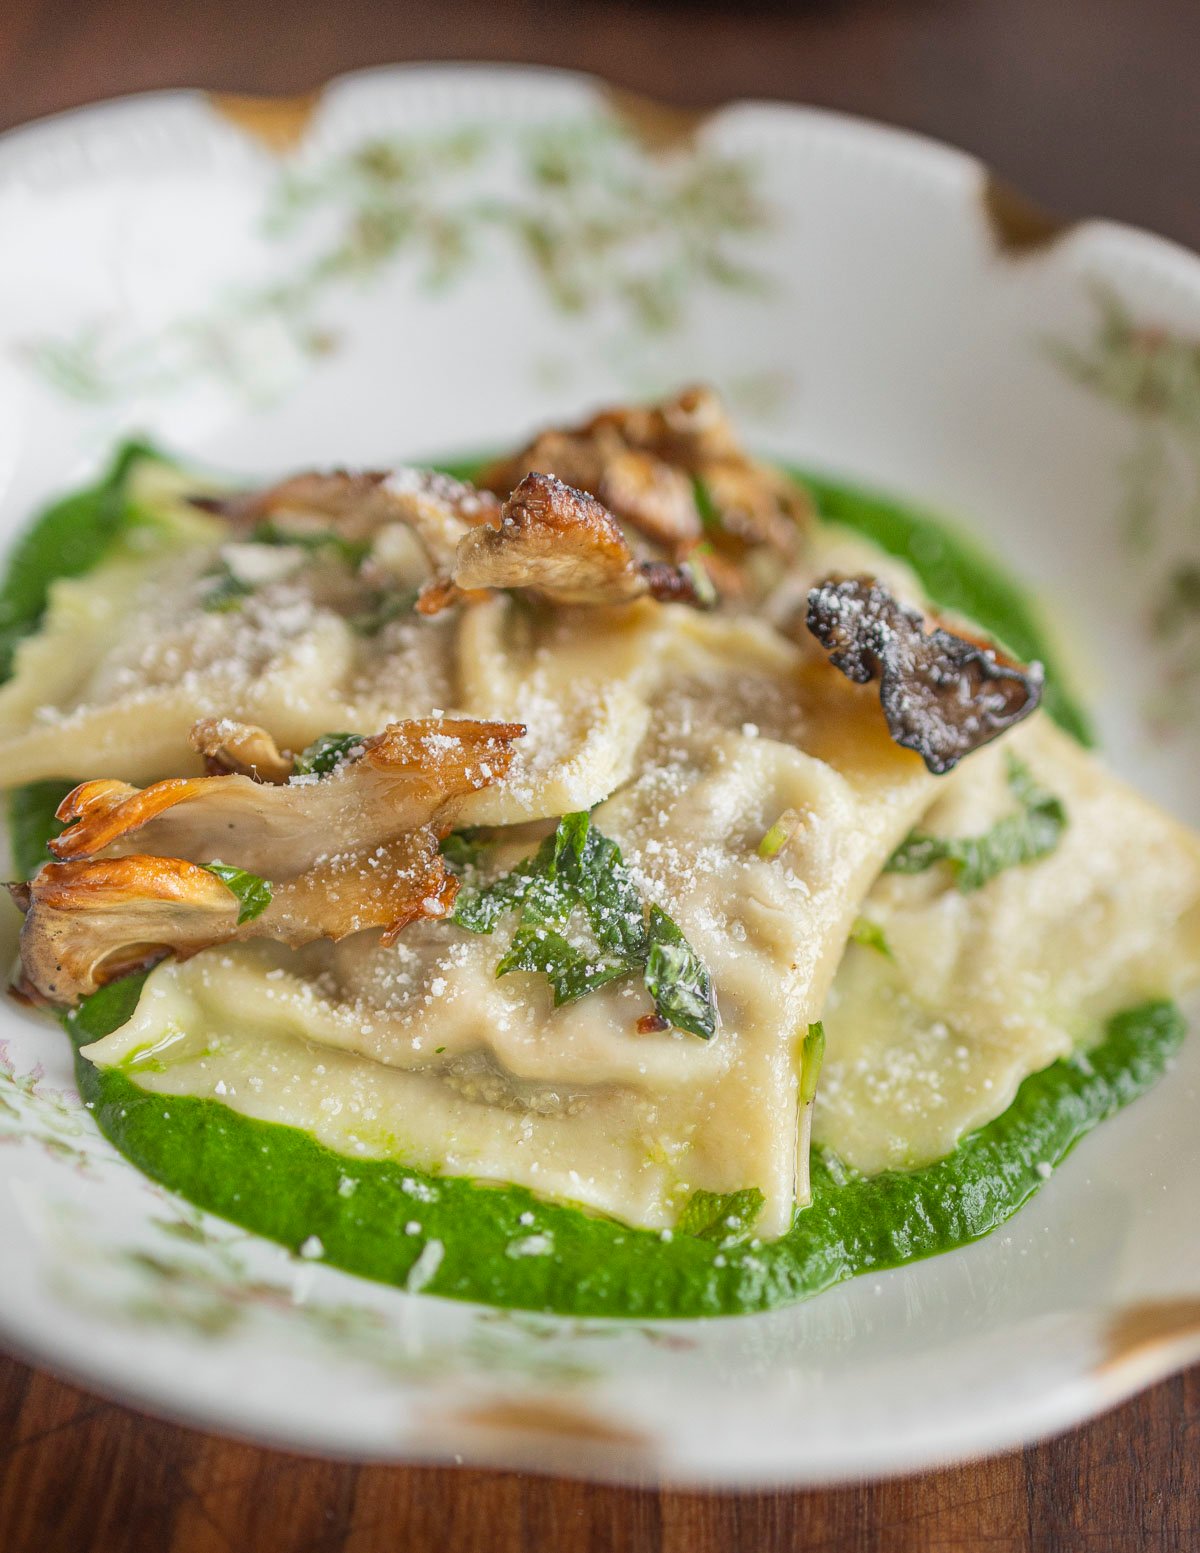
[
  {"left": 14, "top": 717, "right": 525, "bottom": 1004},
  {"left": 417, "top": 473, "right": 712, "bottom": 614},
  {"left": 189, "top": 718, "right": 294, "bottom": 783},
  {"left": 191, "top": 467, "right": 501, "bottom": 572},
  {"left": 478, "top": 385, "right": 811, "bottom": 558},
  {"left": 49, "top": 718, "right": 525, "bottom": 873},
  {"left": 16, "top": 833, "right": 459, "bottom": 1005}
]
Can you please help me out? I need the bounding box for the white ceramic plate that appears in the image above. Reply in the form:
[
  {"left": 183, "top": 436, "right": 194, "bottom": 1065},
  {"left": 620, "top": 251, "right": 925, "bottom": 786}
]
[{"left": 1, "top": 64, "right": 1199, "bottom": 1487}]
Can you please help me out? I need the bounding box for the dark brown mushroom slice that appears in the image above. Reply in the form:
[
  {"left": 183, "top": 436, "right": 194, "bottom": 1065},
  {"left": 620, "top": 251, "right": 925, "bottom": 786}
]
[{"left": 805, "top": 575, "right": 1044, "bottom": 774}]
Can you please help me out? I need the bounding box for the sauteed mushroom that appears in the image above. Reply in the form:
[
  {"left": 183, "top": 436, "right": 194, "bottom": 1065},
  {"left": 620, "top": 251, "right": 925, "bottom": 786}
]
[{"left": 805, "top": 575, "right": 1044, "bottom": 774}]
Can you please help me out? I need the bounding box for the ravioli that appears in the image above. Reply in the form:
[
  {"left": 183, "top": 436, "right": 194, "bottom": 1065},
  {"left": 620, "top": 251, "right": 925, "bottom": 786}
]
[
  {"left": 815, "top": 716, "right": 1200, "bottom": 1172},
  {"left": 80, "top": 600, "right": 937, "bottom": 1236},
  {"left": 5, "top": 395, "right": 1200, "bottom": 1273}
]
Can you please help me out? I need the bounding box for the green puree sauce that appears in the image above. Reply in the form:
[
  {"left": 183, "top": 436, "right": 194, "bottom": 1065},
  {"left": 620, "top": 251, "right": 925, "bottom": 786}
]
[{"left": 6, "top": 445, "right": 1178, "bottom": 1319}]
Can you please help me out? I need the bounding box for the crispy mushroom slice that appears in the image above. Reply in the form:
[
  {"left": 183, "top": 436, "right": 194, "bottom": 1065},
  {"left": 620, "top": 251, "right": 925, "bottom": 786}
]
[
  {"left": 191, "top": 467, "right": 501, "bottom": 572},
  {"left": 805, "top": 575, "right": 1044, "bottom": 774},
  {"left": 484, "top": 432, "right": 700, "bottom": 555},
  {"left": 16, "top": 856, "right": 239, "bottom": 1002},
  {"left": 478, "top": 385, "right": 811, "bottom": 556},
  {"left": 190, "top": 718, "right": 294, "bottom": 783},
  {"left": 418, "top": 473, "right": 711, "bottom": 614},
  {"left": 274, "top": 832, "right": 459, "bottom": 947},
  {"left": 479, "top": 384, "right": 736, "bottom": 490},
  {"left": 15, "top": 832, "right": 459, "bottom": 1005},
  {"left": 49, "top": 718, "right": 525, "bottom": 875}
]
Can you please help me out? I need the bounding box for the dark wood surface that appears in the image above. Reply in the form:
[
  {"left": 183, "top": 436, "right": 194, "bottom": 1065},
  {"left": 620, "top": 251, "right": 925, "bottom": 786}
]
[{"left": 3, "top": 1, "right": 1199, "bottom": 1548}]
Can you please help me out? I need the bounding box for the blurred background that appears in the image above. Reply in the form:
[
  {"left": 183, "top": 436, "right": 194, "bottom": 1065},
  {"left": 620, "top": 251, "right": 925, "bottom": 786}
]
[{"left": 3, "top": 0, "right": 1198, "bottom": 249}]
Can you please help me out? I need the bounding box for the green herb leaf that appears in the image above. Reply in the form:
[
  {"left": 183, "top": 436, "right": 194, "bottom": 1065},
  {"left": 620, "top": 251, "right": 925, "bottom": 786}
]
[
  {"left": 799, "top": 1021, "right": 825, "bottom": 1105},
  {"left": 450, "top": 848, "right": 543, "bottom": 933},
  {"left": 759, "top": 808, "right": 804, "bottom": 861},
  {"left": 293, "top": 732, "right": 362, "bottom": 777},
  {"left": 849, "top": 916, "right": 893, "bottom": 959},
  {"left": 496, "top": 925, "right": 630, "bottom": 1007},
  {"left": 202, "top": 863, "right": 273, "bottom": 925},
  {"left": 453, "top": 812, "right": 715, "bottom": 1036},
  {"left": 885, "top": 754, "right": 1067, "bottom": 893},
  {"left": 202, "top": 563, "right": 254, "bottom": 613},
  {"left": 676, "top": 1186, "right": 765, "bottom": 1243},
  {"left": 644, "top": 905, "right": 718, "bottom": 1040},
  {"left": 545, "top": 814, "right": 649, "bottom": 962},
  {"left": 680, "top": 557, "right": 718, "bottom": 608},
  {"left": 439, "top": 828, "right": 492, "bottom": 870},
  {"left": 348, "top": 589, "right": 417, "bottom": 636},
  {"left": 453, "top": 812, "right": 648, "bottom": 960},
  {"left": 691, "top": 473, "right": 724, "bottom": 534}
]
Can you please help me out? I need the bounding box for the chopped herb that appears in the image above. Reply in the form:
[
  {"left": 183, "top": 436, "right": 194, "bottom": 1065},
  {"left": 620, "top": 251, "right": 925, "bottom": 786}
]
[
  {"left": 849, "top": 916, "right": 893, "bottom": 959},
  {"left": 202, "top": 564, "right": 254, "bottom": 613},
  {"left": 758, "top": 812, "right": 796, "bottom": 859},
  {"left": 202, "top": 862, "right": 273, "bottom": 925},
  {"left": 679, "top": 557, "right": 718, "bottom": 608},
  {"left": 349, "top": 589, "right": 417, "bottom": 636},
  {"left": 799, "top": 1021, "right": 825, "bottom": 1105},
  {"left": 543, "top": 811, "right": 649, "bottom": 963},
  {"left": 885, "top": 754, "right": 1067, "bottom": 892},
  {"left": 691, "top": 473, "right": 724, "bottom": 534},
  {"left": 434, "top": 1045, "right": 446, "bottom": 1054},
  {"left": 450, "top": 849, "right": 542, "bottom": 934},
  {"left": 496, "top": 924, "right": 631, "bottom": 1007},
  {"left": 453, "top": 812, "right": 716, "bottom": 1037},
  {"left": 643, "top": 905, "right": 718, "bottom": 1040},
  {"left": 250, "top": 519, "right": 370, "bottom": 569},
  {"left": 293, "top": 732, "right": 362, "bottom": 777},
  {"left": 676, "top": 1186, "right": 764, "bottom": 1243},
  {"left": 439, "top": 828, "right": 492, "bottom": 870},
  {"left": 455, "top": 811, "right": 646, "bottom": 954}
]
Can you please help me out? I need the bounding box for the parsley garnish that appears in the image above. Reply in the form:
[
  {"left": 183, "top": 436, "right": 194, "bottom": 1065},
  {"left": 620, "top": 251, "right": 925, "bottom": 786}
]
[
  {"left": 349, "top": 590, "right": 417, "bottom": 636},
  {"left": 496, "top": 925, "right": 633, "bottom": 1006},
  {"left": 293, "top": 732, "right": 362, "bottom": 777},
  {"left": 676, "top": 1187, "right": 764, "bottom": 1243},
  {"left": 849, "top": 916, "right": 893, "bottom": 959},
  {"left": 202, "top": 862, "right": 273, "bottom": 924},
  {"left": 799, "top": 1021, "right": 825, "bottom": 1105},
  {"left": 759, "top": 807, "right": 805, "bottom": 860},
  {"left": 453, "top": 812, "right": 718, "bottom": 1037},
  {"left": 643, "top": 905, "right": 718, "bottom": 1041},
  {"left": 202, "top": 563, "right": 254, "bottom": 613},
  {"left": 691, "top": 474, "right": 724, "bottom": 535},
  {"left": 439, "top": 828, "right": 492, "bottom": 869},
  {"left": 885, "top": 753, "right": 1067, "bottom": 893}
]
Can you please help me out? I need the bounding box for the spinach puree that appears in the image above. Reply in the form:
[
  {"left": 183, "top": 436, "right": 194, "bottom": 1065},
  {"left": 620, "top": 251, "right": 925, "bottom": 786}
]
[{"left": 5, "top": 444, "right": 1175, "bottom": 1318}]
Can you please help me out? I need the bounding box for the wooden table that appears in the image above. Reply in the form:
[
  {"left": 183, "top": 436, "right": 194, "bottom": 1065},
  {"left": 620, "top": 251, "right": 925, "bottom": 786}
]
[{"left": 2, "top": 1, "right": 1198, "bottom": 1547}]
